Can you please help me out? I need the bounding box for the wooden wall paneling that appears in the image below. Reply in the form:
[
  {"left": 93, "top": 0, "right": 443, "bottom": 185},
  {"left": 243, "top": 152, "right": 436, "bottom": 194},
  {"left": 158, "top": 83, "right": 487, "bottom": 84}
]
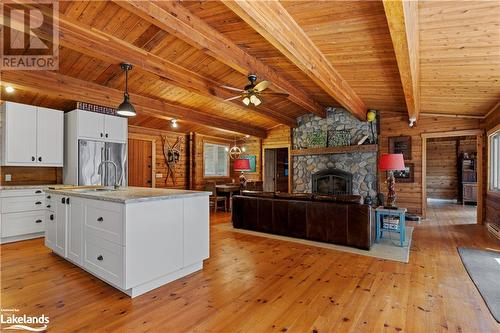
[
  {"left": 426, "top": 139, "right": 458, "bottom": 200},
  {"left": 128, "top": 126, "right": 188, "bottom": 190},
  {"left": 0, "top": 167, "right": 62, "bottom": 186},
  {"left": 378, "top": 111, "right": 482, "bottom": 216},
  {"left": 223, "top": 0, "right": 367, "bottom": 120},
  {"left": 482, "top": 112, "right": 500, "bottom": 226}
]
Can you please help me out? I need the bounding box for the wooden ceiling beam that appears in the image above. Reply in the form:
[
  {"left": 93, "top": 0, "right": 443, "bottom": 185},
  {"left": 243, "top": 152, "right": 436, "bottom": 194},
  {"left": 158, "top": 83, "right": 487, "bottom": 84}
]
[
  {"left": 383, "top": 0, "right": 420, "bottom": 121},
  {"left": 4, "top": 2, "right": 297, "bottom": 128},
  {"left": 0, "top": 71, "right": 267, "bottom": 138},
  {"left": 221, "top": 0, "right": 367, "bottom": 121},
  {"left": 114, "top": 0, "right": 326, "bottom": 118}
]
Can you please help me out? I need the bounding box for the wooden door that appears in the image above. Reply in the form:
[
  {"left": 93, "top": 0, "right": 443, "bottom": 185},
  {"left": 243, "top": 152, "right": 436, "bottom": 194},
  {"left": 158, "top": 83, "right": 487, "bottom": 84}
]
[
  {"left": 128, "top": 139, "right": 153, "bottom": 187},
  {"left": 264, "top": 149, "right": 276, "bottom": 192}
]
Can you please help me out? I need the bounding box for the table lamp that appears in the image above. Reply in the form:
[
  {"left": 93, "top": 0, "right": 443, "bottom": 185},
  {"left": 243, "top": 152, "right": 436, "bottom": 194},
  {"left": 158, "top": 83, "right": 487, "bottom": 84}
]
[
  {"left": 234, "top": 158, "right": 251, "bottom": 190},
  {"left": 379, "top": 154, "right": 405, "bottom": 208}
]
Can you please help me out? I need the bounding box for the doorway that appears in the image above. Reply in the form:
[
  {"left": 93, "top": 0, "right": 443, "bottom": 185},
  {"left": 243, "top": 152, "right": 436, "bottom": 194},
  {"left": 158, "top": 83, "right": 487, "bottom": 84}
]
[
  {"left": 422, "top": 130, "right": 483, "bottom": 224},
  {"left": 263, "top": 147, "right": 289, "bottom": 192},
  {"left": 128, "top": 138, "right": 154, "bottom": 187}
]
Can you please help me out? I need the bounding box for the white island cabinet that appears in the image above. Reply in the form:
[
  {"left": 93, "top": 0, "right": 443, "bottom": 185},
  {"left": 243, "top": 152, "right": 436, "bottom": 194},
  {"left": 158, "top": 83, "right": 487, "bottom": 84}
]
[{"left": 44, "top": 187, "right": 210, "bottom": 298}]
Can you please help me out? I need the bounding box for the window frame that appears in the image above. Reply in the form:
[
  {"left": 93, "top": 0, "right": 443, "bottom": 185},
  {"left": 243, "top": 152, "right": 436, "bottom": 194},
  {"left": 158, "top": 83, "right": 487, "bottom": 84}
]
[
  {"left": 203, "top": 141, "right": 230, "bottom": 178},
  {"left": 487, "top": 124, "right": 500, "bottom": 193}
]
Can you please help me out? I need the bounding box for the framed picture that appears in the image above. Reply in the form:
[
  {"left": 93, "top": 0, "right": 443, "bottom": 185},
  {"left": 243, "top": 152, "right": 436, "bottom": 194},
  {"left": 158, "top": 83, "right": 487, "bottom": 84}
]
[
  {"left": 393, "top": 163, "right": 414, "bottom": 183},
  {"left": 389, "top": 136, "right": 412, "bottom": 160}
]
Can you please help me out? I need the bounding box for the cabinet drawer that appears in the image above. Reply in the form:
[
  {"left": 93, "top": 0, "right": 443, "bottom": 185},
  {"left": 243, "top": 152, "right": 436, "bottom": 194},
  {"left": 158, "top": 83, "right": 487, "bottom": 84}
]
[
  {"left": 0, "top": 189, "right": 44, "bottom": 198},
  {"left": 84, "top": 234, "right": 124, "bottom": 288},
  {"left": 1, "top": 196, "right": 45, "bottom": 213},
  {"left": 1, "top": 211, "right": 45, "bottom": 237},
  {"left": 85, "top": 204, "right": 123, "bottom": 245}
]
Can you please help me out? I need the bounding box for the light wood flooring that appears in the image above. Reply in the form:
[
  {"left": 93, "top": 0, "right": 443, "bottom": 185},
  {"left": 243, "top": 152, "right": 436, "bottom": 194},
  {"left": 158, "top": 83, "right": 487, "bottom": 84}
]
[{"left": 1, "top": 203, "right": 498, "bottom": 332}]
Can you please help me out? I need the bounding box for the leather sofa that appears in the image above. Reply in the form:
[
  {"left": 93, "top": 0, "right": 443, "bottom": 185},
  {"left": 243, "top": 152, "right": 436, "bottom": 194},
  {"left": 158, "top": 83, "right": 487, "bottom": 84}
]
[{"left": 232, "top": 191, "right": 374, "bottom": 250}]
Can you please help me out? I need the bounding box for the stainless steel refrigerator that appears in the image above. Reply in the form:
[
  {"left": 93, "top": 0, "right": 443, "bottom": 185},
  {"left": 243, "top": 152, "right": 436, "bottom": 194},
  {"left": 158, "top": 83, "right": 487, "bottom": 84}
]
[{"left": 78, "top": 139, "right": 127, "bottom": 186}]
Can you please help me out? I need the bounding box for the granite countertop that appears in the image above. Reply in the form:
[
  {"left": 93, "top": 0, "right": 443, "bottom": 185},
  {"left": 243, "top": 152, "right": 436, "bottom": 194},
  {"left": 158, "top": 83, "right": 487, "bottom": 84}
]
[
  {"left": 0, "top": 184, "right": 75, "bottom": 190},
  {"left": 44, "top": 187, "right": 211, "bottom": 204}
]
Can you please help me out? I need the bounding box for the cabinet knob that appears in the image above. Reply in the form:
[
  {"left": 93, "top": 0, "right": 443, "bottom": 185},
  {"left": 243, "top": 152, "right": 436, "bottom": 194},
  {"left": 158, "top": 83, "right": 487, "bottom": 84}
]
[
  {"left": 47, "top": 205, "right": 51, "bottom": 208},
  {"left": 35, "top": 219, "right": 42, "bottom": 223},
  {"left": 38, "top": 156, "right": 42, "bottom": 162},
  {"left": 105, "top": 133, "right": 109, "bottom": 138},
  {"left": 35, "top": 190, "right": 42, "bottom": 194},
  {"left": 50, "top": 214, "right": 54, "bottom": 221},
  {"left": 46, "top": 195, "right": 51, "bottom": 199},
  {"left": 35, "top": 201, "right": 42, "bottom": 205},
  {"left": 97, "top": 255, "right": 103, "bottom": 261},
  {"left": 100, "top": 133, "right": 103, "bottom": 137},
  {"left": 61, "top": 197, "right": 66, "bottom": 204},
  {"left": 66, "top": 197, "right": 70, "bottom": 205},
  {"left": 32, "top": 156, "right": 35, "bottom": 161},
  {"left": 97, "top": 217, "right": 104, "bottom": 222}
]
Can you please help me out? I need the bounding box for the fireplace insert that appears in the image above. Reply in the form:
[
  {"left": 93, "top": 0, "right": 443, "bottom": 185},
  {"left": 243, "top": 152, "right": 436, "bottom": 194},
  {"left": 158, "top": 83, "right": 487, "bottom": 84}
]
[{"left": 312, "top": 168, "right": 353, "bottom": 195}]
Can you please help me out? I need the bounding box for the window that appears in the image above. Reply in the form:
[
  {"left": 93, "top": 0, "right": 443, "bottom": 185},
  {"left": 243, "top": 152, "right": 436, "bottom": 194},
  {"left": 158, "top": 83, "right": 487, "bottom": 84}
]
[
  {"left": 489, "top": 129, "right": 500, "bottom": 191},
  {"left": 204, "top": 142, "right": 229, "bottom": 177}
]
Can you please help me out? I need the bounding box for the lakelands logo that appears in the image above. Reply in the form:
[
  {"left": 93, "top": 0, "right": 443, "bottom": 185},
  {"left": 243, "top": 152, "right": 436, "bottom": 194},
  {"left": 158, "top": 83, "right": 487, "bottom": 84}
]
[
  {"left": 1, "top": 308, "right": 49, "bottom": 332},
  {"left": 1, "top": 0, "right": 59, "bottom": 70}
]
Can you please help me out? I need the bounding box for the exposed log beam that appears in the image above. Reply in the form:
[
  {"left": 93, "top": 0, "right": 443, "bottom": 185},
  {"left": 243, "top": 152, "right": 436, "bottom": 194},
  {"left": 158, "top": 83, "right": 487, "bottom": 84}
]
[
  {"left": 221, "top": 0, "right": 367, "bottom": 121},
  {"left": 4, "top": 2, "right": 297, "bottom": 128},
  {"left": 383, "top": 0, "right": 420, "bottom": 121},
  {"left": 113, "top": 0, "right": 326, "bottom": 118},
  {"left": 0, "top": 71, "right": 267, "bottom": 138}
]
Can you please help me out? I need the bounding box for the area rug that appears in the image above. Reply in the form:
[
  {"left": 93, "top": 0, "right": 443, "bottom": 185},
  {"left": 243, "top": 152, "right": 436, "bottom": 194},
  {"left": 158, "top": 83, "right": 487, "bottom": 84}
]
[
  {"left": 215, "top": 223, "right": 413, "bottom": 263},
  {"left": 458, "top": 247, "right": 500, "bottom": 323}
]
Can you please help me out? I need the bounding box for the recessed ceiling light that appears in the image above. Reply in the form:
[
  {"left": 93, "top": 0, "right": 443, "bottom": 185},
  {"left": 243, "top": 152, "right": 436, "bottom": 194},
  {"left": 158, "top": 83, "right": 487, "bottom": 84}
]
[
  {"left": 245, "top": 135, "right": 250, "bottom": 138},
  {"left": 5, "top": 86, "right": 15, "bottom": 93},
  {"left": 171, "top": 119, "right": 178, "bottom": 128}
]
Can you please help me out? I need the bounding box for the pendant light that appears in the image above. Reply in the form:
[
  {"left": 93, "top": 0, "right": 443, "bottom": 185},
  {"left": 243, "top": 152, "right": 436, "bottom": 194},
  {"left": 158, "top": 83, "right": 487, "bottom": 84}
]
[{"left": 116, "top": 63, "right": 136, "bottom": 117}]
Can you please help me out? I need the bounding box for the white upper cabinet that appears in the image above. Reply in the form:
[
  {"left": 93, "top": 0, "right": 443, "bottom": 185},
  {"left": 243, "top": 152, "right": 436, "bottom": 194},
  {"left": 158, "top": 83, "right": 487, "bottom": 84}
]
[
  {"left": 1, "top": 102, "right": 63, "bottom": 166},
  {"left": 76, "top": 110, "right": 127, "bottom": 143},
  {"left": 37, "top": 106, "right": 64, "bottom": 165}
]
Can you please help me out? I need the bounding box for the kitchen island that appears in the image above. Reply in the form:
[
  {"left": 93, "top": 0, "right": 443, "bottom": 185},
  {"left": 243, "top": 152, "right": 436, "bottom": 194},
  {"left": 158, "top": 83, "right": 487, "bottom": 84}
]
[{"left": 44, "top": 187, "right": 210, "bottom": 298}]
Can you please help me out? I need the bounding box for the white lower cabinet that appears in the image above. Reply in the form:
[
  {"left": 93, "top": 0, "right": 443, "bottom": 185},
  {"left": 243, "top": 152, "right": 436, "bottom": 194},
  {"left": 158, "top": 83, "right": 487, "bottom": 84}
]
[{"left": 44, "top": 192, "right": 210, "bottom": 297}]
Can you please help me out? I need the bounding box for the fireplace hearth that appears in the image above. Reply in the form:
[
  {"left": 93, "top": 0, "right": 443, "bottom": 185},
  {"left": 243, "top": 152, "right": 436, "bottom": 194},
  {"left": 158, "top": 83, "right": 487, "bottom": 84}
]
[{"left": 312, "top": 168, "right": 353, "bottom": 195}]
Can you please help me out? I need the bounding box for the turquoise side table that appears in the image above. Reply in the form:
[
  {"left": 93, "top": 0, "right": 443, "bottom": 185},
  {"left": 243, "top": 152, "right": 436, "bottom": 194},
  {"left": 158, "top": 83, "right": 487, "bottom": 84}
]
[{"left": 375, "top": 207, "right": 407, "bottom": 247}]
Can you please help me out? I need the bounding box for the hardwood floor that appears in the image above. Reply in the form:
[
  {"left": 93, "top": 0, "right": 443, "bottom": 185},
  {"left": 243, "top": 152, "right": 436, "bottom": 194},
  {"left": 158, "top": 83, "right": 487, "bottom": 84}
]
[{"left": 1, "top": 205, "right": 498, "bottom": 332}]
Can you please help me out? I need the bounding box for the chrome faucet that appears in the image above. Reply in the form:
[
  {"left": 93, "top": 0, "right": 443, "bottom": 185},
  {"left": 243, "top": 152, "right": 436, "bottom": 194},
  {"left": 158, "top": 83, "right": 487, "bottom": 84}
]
[{"left": 98, "top": 160, "right": 120, "bottom": 189}]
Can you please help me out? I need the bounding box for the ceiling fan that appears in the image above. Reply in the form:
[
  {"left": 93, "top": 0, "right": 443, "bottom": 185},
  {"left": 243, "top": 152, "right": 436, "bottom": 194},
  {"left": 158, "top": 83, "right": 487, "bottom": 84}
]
[{"left": 220, "top": 74, "right": 289, "bottom": 107}]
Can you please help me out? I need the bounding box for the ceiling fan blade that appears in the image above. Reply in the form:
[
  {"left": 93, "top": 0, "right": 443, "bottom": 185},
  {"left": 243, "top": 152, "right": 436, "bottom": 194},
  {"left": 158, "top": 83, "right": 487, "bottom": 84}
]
[
  {"left": 259, "top": 92, "right": 290, "bottom": 97},
  {"left": 254, "top": 80, "right": 269, "bottom": 92},
  {"left": 220, "top": 85, "right": 245, "bottom": 93},
  {"left": 224, "top": 95, "right": 244, "bottom": 102}
]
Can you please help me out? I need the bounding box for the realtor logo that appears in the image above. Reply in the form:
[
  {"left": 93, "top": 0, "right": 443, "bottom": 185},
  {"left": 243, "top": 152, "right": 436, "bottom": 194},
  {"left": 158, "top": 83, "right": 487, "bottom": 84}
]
[{"left": 1, "top": 0, "right": 59, "bottom": 70}]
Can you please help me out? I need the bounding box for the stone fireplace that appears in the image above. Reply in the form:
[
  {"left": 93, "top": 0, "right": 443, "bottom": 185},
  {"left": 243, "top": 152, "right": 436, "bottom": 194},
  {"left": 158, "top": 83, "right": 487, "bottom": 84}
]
[
  {"left": 312, "top": 168, "right": 353, "bottom": 195},
  {"left": 292, "top": 108, "right": 378, "bottom": 200}
]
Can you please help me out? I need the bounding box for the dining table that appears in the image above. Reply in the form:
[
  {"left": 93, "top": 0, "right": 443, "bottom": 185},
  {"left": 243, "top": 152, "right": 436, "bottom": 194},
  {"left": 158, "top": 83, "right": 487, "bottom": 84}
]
[{"left": 216, "top": 184, "right": 241, "bottom": 212}]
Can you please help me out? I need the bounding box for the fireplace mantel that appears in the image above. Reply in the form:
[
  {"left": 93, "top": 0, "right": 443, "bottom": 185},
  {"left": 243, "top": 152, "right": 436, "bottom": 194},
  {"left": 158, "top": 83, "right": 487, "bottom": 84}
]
[{"left": 290, "top": 144, "right": 378, "bottom": 156}]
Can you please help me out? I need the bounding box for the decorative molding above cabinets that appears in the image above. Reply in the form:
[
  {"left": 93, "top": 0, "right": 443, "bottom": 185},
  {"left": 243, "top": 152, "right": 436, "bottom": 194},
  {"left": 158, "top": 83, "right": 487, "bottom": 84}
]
[{"left": 1, "top": 102, "right": 64, "bottom": 167}]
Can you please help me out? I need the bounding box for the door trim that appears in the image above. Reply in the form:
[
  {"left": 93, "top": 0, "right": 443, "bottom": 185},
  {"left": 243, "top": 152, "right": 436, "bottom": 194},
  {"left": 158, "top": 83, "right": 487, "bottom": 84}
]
[
  {"left": 421, "top": 129, "right": 484, "bottom": 224},
  {"left": 128, "top": 133, "right": 156, "bottom": 188},
  {"left": 262, "top": 144, "right": 291, "bottom": 193}
]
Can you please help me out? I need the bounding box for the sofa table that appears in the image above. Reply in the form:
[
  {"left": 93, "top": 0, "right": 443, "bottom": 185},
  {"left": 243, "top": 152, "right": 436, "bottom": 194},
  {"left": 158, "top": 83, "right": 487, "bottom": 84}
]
[{"left": 375, "top": 207, "right": 407, "bottom": 246}]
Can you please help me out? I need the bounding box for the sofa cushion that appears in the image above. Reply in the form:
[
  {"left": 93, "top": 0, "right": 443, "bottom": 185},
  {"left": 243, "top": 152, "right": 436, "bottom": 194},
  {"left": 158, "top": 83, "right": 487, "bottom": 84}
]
[
  {"left": 275, "top": 192, "right": 313, "bottom": 200},
  {"left": 241, "top": 190, "right": 275, "bottom": 198},
  {"left": 335, "top": 195, "right": 363, "bottom": 204}
]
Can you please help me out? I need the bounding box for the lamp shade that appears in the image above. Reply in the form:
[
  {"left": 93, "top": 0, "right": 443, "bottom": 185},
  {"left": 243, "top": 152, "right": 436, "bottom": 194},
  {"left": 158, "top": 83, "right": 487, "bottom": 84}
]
[
  {"left": 379, "top": 154, "right": 405, "bottom": 171},
  {"left": 234, "top": 158, "right": 251, "bottom": 171}
]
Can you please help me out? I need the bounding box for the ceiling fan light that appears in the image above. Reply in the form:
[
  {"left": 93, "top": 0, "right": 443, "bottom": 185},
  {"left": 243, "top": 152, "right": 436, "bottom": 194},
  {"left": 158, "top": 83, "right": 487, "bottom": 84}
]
[
  {"left": 242, "top": 97, "right": 250, "bottom": 106},
  {"left": 253, "top": 97, "right": 262, "bottom": 106},
  {"left": 116, "top": 94, "right": 136, "bottom": 117},
  {"left": 171, "top": 119, "right": 178, "bottom": 128},
  {"left": 249, "top": 94, "right": 257, "bottom": 104}
]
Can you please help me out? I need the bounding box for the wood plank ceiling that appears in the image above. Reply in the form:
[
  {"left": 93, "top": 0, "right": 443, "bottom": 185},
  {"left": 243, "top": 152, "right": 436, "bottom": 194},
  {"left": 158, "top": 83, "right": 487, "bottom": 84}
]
[{"left": 1, "top": 0, "right": 498, "bottom": 138}]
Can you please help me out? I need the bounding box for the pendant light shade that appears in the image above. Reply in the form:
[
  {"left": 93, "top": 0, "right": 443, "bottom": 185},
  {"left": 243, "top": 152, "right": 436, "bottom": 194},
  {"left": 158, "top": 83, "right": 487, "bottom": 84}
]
[{"left": 116, "top": 63, "right": 136, "bottom": 117}]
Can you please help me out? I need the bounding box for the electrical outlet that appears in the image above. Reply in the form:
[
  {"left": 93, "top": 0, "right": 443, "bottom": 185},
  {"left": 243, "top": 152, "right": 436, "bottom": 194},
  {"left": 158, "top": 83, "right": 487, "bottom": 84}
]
[
  {"left": 155, "top": 173, "right": 163, "bottom": 178},
  {"left": 4, "top": 174, "right": 12, "bottom": 182}
]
